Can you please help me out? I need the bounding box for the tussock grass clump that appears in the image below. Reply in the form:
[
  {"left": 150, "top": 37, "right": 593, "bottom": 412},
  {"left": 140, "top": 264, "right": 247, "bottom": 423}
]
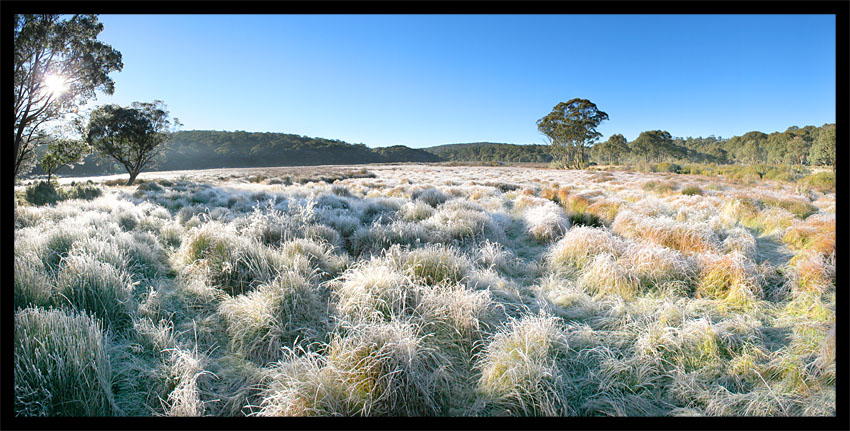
[
  {"left": 404, "top": 244, "right": 471, "bottom": 286},
  {"left": 279, "top": 237, "right": 348, "bottom": 276},
  {"left": 161, "top": 348, "right": 211, "bottom": 417},
  {"left": 782, "top": 214, "right": 835, "bottom": 255},
  {"left": 334, "top": 258, "right": 418, "bottom": 322},
  {"left": 788, "top": 250, "right": 835, "bottom": 295},
  {"left": 259, "top": 320, "right": 447, "bottom": 416},
  {"left": 475, "top": 240, "right": 521, "bottom": 275},
  {"left": 548, "top": 226, "right": 628, "bottom": 272},
  {"left": 411, "top": 187, "right": 448, "bottom": 207},
  {"left": 585, "top": 199, "right": 622, "bottom": 225},
  {"left": 348, "top": 220, "right": 432, "bottom": 257},
  {"left": 180, "top": 222, "right": 283, "bottom": 295},
  {"left": 759, "top": 196, "right": 817, "bottom": 220},
  {"left": 625, "top": 243, "right": 696, "bottom": 293},
  {"left": 41, "top": 227, "right": 88, "bottom": 272},
  {"left": 642, "top": 180, "right": 676, "bottom": 194},
  {"left": 696, "top": 252, "right": 763, "bottom": 309},
  {"left": 398, "top": 200, "right": 435, "bottom": 221},
  {"left": 425, "top": 202, "right": 504, "bottom": 243},
  {"left": 476, "top": 313, "right": 571, "bottom": 416},
  {"left": 523, "top": 201, "right": 569, "bottom": 242},
  {"left": 15, "top": 252, "right": 53, "bottom": 309},
  {"left": 722, "top": 227, "right": 758, "bottom": 258},
  {"left": 580, "top": 253, "right": 640, "bottom": 299},
  {"left": 417, "top": 284, "right": 498, "bottom": 352},
  {"left": 55, "top": 254, "right": 136, "bottom": 331},
  {"left": 756, "top": 207, "right": 798, "bottom": 235},
  {"left": 612, "top": 210, "right": 719, "bottom": 254},
  {"left": 15, "top": 307, "right": 117, "bottom": 416},
  {"left": 219, "top": 270, "right": 325, "bottom": 364},
  {"left": 325, "top": 320, "right": 448, "bottom": 415},
  {"left": 257, "top": 349, "right": 352, "bottom": 416},
  {"left": 797, "top": 171, "right": 835, "bottom": 193}
]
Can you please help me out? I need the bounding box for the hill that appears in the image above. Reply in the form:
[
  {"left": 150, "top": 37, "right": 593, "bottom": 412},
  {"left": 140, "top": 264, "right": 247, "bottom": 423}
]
[{"left": 36, "top": 130, "right": 441, "bottom": 177}]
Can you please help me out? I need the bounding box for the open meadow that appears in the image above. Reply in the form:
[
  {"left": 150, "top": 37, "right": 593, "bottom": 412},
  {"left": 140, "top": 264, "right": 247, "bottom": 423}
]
[{"left": 14, "top": 164, "right": 836, "bottom": 416}]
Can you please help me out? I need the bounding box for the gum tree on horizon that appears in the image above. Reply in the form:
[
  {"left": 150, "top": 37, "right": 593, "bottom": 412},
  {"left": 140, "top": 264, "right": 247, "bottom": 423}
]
[{"left": 536, "top": 98, "right": 609, "bottom": 169}]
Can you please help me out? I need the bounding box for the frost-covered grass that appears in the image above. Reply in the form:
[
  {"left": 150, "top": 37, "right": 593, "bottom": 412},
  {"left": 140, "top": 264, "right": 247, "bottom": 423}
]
[{"left": 14, "top": 164, "right": 835, "bottom": 417}]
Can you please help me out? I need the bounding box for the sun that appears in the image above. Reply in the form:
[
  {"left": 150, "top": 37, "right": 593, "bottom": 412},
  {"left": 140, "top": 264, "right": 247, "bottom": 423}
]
[{"left": 43, "top": 74, "right": 68, "bottom": 97}]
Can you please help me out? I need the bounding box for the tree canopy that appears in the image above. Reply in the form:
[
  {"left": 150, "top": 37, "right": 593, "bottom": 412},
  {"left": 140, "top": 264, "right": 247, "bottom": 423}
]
[
  {"left": 14, "top": 14, "right": 123, "bottom": 179},
  {"left": 86, "top": 101, "right": 179, "bottom": 185},
  {"left": 537, "top": 99, "right": 609, "bottom": 169}
]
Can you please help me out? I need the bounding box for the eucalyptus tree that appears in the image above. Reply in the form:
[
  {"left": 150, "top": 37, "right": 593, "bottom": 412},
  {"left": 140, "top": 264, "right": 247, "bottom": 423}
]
[
  {"left": 537, "top": 99, "right": 609, "bottom": 169},
  {"left": 86, "top": 101, "right": 180, "bottom": 186},
  {"left": 14, "top": 14, "right": 122, "bottom": 178}
]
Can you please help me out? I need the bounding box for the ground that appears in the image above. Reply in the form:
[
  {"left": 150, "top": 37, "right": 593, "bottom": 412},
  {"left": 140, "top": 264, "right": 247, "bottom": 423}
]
[{"left": 14, "top": 163, "right": 836, "bottom": 417}]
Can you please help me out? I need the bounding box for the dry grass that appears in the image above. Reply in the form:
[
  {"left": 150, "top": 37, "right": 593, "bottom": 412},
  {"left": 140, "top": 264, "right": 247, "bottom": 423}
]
[{"left": 14, "top": 163, "right": 835, "bottom": 417}]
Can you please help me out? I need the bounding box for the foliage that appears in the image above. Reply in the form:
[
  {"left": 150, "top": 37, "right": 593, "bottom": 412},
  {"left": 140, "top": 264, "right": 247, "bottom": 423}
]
[
  {"left": 537, "top": 99, "right": 609, "bottom": 169},
  {"left": 24, "top": 180, "right": 63, "bottom": 205},
  {"left": 39, "top": 139, "right": 91, "bottom": 181},
  {"left": 14, "top": 14, "right": 123, "bottom": 178},
  {"left": 86, "top": 100, "right": 180, "bottom": 185}
]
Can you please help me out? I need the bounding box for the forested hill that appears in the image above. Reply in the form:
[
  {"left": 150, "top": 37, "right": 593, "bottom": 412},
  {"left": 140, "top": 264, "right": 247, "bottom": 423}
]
[
  {"left": 424, "top": 142, "right": 553, "bottom": 163},
  {"left": 41, "top": 130, "right": 441, "bottom": 177}
]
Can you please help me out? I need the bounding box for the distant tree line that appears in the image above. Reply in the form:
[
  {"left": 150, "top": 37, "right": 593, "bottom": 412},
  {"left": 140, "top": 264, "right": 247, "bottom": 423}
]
[
  {"left": 424, "top": 142, "right": 553, "bottom": 163},
  {"left": 428, "top": 124, "right": 835, "bottom": 171},
  {"left": 589, "top": 123, "right": 836, "bottom": 170},
  {"left": 29, "top": 130, "right": 441, "bottom": 178}
]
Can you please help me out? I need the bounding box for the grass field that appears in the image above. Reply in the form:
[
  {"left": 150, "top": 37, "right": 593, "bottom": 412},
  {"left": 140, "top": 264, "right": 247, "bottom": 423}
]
[{"left": 14, "top": 164, "right": 835, "bottom": 416}]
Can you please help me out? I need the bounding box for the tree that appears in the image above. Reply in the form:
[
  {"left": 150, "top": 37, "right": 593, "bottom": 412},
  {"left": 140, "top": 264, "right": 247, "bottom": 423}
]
[
  {"left": 784, "top": 135, "right": 809, "bottom": 166},
  {"left": 14, "top": 14, "right": 123, "bottom": 179},
  {"left": 631, "top": 130, "right": 673, "bottom": 162},
  {"left": 537, "top": 99, "right": 609, "bottom": 169},
  {"left": 591, "top": 133, "right": 629, "bottom": 165},
  {"left": 86, "top": 101, "right": 180, "bottom": 186},
  {"left": 809, "top": 124, "right": 836, "bottom": 171},
  {"left": 40, "top": 139, "right": 90, "bottom": 182}
]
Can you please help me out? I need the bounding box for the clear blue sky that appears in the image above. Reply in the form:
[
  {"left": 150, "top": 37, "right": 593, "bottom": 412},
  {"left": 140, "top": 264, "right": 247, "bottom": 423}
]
[{"left": 85, "top": 14, "right": 836, "bottom": 148}]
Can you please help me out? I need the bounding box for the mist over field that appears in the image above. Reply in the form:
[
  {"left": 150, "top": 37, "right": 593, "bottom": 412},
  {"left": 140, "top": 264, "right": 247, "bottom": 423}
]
[{"left": 14, "top": 164, "right": 835, "bottom": 416}]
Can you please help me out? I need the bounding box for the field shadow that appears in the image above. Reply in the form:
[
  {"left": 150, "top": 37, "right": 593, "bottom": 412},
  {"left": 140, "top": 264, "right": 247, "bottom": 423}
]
[{"left": 754, "top": 234, "right": 794, "bottom": 267}]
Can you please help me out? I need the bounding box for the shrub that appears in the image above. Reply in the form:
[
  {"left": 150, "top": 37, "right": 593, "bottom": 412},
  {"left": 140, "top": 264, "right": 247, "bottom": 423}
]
[
  {"left": 681, "top": 185, "right": 703, "bottom": 196},
  {"left": 798, "top": 171, "right": 835, "bottom": 193},
  {"left": 15, "top": 307, "right": 117, "bottom": 416},
  {"left": 476, "top": 313, "right": 571, "bottom": 416},
  {"left": 642, "top": 180, "right": 675, "bottom": 194},
  {"left": 66, "top": 183, "right": 103, "bottom": 201},
  {"left": 760, "top": 196, "right": 817, "bottom": 219},
  {"left": 25, "top": 181, "right": 63, "bottom": 206}
]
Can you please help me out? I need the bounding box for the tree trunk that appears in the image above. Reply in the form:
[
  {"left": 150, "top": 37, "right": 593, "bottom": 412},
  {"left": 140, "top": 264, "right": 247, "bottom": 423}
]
[{"left": 126, "top": 171, "right": 139, "bottom": 186}]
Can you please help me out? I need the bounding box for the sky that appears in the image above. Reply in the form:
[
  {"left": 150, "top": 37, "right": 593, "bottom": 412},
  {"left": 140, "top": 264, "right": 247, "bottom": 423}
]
[{"left": 83, "top": 14, "right": 836, "bottom": 148}]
